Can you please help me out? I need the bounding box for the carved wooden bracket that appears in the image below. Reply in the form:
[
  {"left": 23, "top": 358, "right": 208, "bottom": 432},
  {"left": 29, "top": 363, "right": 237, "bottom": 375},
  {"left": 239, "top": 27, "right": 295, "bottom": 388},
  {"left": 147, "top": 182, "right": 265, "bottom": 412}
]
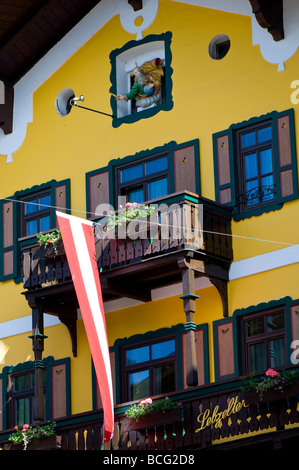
[
  {"left": 249, "top": 0, "right": 284, "bottom": 42},
  {"left": 128, "top": 0, "right": 143, "bottom": 11},
  {"left": 58, "top": 314, "right": 78, "bottom": 358},
  {"left": 209, "top": 277, "right": 229, "bottom": 318},
  {"left": 178, "top": 253, "right": 229, "bottom": 318}
]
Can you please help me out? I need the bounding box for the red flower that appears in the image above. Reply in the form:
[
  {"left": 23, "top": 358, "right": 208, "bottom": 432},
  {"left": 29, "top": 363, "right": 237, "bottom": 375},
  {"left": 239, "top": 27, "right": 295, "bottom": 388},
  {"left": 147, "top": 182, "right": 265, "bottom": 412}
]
[{"left": 266, "top": 368, "right": 279, "bottom": 377}]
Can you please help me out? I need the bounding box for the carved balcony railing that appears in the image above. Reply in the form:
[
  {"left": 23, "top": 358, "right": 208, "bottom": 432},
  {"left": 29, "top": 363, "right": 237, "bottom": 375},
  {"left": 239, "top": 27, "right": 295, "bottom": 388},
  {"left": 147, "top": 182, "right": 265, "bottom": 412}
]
[
  {"left": 1, "top": 379, "right": 299, "bottom": 451},
  {"left": 21, "top": 192, "right": 233, "bottom": 300}
]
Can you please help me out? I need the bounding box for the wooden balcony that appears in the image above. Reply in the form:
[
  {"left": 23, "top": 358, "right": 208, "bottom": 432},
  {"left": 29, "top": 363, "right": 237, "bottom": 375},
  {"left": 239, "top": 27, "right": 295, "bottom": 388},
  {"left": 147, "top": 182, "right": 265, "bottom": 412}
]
[
  {"left": 21, "top": 191, "right": 233, "bottom": 305},
  {"left": 1, "top": 379, "right": 299, "bottom": 451}
]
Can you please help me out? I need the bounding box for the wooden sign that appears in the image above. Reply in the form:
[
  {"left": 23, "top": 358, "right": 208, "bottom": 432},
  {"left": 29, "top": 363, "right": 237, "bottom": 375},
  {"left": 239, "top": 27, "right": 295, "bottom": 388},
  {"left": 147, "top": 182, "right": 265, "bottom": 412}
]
[{"left": 195, "top": 396, "right": 249, "bottom": 432}]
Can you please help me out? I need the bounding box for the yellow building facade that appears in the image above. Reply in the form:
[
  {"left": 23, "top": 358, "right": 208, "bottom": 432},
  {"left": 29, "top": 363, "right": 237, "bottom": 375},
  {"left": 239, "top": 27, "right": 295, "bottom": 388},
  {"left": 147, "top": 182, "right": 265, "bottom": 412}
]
[{"left": 0, "top": 0, "right": 299, "bottom": 452}]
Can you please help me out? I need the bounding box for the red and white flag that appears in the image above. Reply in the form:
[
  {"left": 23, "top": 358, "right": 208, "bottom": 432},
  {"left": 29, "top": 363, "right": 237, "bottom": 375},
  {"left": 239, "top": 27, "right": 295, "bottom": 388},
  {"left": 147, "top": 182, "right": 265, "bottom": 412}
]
[{"left": 56, "top": 211, "right": 114, "bottom": 443}]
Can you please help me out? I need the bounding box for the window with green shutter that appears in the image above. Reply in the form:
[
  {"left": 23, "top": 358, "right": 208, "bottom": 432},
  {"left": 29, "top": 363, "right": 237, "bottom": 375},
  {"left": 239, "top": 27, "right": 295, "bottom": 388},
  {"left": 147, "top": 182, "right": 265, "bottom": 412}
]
[
  {"left": 0, "top": 179, "right": 70, "bottom": 282},
  {"left": 213, "top": 109, "right": 298, "bottom": 220}
]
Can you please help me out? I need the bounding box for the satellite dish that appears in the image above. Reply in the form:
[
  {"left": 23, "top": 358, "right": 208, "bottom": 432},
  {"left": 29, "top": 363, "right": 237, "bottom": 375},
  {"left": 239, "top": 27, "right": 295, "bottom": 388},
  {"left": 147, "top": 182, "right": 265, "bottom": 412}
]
[{"left": 55, "top": 88, "right": 75, "bottom": 116}]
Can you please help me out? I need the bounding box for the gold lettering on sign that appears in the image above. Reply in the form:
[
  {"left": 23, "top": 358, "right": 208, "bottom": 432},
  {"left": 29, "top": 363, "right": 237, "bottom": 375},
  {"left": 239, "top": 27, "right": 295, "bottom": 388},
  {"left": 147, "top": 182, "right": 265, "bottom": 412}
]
[{"left": 195, "top": 396, "right": 249, "bottom": 432}]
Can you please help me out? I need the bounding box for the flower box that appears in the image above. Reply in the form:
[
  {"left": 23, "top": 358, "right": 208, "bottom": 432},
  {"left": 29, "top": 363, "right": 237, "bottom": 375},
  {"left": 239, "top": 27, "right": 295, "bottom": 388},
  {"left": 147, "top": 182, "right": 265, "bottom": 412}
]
[
  {"left": 123, "top": 407, "right": 182, "bottom": 431},
  {"left": 35, "top": 239, "right": 64, "bottom": 259},
  {"left": 6, "top": 434, "right": 62, "bottom": 451},
  {"left": 242, "top": 381, "right": 299, "bottom": 404}
]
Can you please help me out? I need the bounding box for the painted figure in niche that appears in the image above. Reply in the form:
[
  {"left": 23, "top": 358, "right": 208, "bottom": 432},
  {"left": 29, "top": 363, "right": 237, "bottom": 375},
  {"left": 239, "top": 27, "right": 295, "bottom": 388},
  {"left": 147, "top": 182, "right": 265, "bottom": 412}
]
[{"left": 116, "top": 58, "right": 164, "bottom": 108}]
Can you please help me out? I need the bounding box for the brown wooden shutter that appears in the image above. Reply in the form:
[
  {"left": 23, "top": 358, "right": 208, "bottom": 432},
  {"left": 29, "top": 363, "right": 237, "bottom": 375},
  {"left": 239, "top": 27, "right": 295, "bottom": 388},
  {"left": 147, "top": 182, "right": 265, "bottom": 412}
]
[
  {"left": 52, "top": 363, "right": 68, "bottom": 419},
  {"left": 214, "top": 133, "right": 234, "bottom": 205},
  {"left": 55, "top": 184, "right": 67, "bottom": 213},
  {"left": 1, "top": 199, "right": 15, "bottom": 279},
  {"left": 213, "top": 319, "right": 236, "bottom": 380},
  {"left": 95, "top": 351, "right": 116, "bottom": 409},
  {"left": 182, "top": 329, "right": 206, "bottom": 387},
  {"left": 174, "top": 145, "right": 197, "bottom": 194},
  {"left": 276, "top": 112, "right": 298, "bottom": 201},
  {"left": 88, "top": 171, "right": 110, "bottom": 220}
]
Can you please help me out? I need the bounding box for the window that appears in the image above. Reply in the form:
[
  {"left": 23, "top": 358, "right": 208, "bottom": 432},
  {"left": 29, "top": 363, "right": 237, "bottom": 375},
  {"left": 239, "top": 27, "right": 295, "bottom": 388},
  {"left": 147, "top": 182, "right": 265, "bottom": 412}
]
[
  {"left": 9, "top": 369, "right": 47, "bottom": 427},
  {"left": 236, "top": 121, "right": 275, "bottom": 212},
  {"left": 213, "top": 109, "right": 298, "bottom": 220},
  {"left": 242, "top": 308, "right": 287, "bottom": 374},
  {"left": 122, "top": 337, "right": 177, "bottom": 401},
  {"left": 109, "top": 32, "right": 173, "bottom": 127},
  {"left": 20, "top": 190, "right": 52, "bottom": 237},
  {"left": 116, "top": 153, "right": 169, "bottom": 203},
  {"left": 209, "top": 34, "right": 231, "bottom": 60}
]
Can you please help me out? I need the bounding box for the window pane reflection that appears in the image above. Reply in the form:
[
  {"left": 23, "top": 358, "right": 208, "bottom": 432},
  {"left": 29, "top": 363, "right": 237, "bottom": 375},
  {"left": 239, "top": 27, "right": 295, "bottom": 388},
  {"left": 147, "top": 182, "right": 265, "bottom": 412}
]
[
  {"left": 145, "top": 156, "right": 168, "bottom": 175},
  {"left": 152, "top": 339, "right": 175, "bottom": 360},
  {"left": 27, "top": 219, "right": 38, "bottom": 236},
  {"left": 25, "top": 199, "right": 37, "bottom": 215},
  {"left": 246, "top": 317, "right": 264, "bottom": 337},
  {"left": 249, "top": 342, "right": 266, "bottom": 372},
  {"left": 121, "top": 164, "right": 143, "bottom": 183},
  {"left": 126, "top": 346, "right": 150, "bottom": 365},
  {"left": 129, "top": 370, "right": 150, "bottom": 401},
  {"left": 154, "top": 363, "right": 175, "bottom": 395},
  {"left": 148, "top": 177, "right": 168, "bottom": 200},
  {"left": 258, "top": 126, "right": 272, "bottom": 143},
  {"left": 269, "top": 338, "right": 285, "bottom": 368}
]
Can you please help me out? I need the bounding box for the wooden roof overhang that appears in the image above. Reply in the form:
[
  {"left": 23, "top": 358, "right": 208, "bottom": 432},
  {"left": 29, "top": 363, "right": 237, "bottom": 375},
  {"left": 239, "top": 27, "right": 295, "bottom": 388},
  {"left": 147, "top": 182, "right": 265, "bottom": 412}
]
[{"left": 0, "top": 0, "right": 283, "bottom": 134}]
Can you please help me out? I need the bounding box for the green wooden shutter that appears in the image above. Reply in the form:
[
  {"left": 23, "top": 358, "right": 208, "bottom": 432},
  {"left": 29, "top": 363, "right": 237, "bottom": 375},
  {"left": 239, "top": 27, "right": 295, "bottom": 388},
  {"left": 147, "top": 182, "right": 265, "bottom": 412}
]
[
  {"left": 275, "top": 109, "right": 298, "bottom": 204},
  {"left": 213, "top": 318, "right": 238, "bottom": 381},
  {"left": 213, "top": 131, "right": 235, "bottom": 207},
  {"left": 0, "top": 197, "right": 17, "bottom": 281}
]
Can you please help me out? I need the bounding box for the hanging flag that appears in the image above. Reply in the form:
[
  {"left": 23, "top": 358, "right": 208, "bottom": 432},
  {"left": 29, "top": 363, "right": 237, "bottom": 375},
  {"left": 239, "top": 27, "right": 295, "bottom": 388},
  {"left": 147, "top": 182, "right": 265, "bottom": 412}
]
[{"left": 56, "top": 211, "right": 114, "bottom": 443}]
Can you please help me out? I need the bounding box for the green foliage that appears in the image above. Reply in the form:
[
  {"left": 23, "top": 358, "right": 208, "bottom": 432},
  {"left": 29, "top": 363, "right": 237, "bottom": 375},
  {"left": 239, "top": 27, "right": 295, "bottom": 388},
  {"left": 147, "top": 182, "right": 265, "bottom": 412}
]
[
  {"left": 240, "top": 368, "right": 299, "bottom": 401},
  {"left": 36, "top": 230, "right": 61, "bottom": 253},
  {"left": 125, "top": 397, "right": 183, "bottom": 422},
  {"left": 107, "top": 202, "right": 155, "bottom": 230},
  {"left": 9, "top": 422, "right": 56, "bottom": 450}
]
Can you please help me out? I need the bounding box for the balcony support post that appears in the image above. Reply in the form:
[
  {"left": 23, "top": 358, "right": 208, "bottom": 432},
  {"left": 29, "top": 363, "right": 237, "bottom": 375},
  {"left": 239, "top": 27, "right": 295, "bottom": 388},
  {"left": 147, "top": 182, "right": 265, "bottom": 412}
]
[
  {"left": 180, "top": 267, "right": 199, "bottom": 387},
  {"left": 29, "top": 306, "right": 47, "bottom": 423}
]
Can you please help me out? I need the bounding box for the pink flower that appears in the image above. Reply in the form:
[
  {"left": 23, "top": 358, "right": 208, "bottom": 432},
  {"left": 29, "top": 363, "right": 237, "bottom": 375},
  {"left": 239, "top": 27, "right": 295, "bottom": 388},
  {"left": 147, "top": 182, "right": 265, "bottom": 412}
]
[
  {"left": 266, "top": 368, "right": 279, "bottom": 377},
  {"left": 140, "top": 397, "right": 152, "bottom": 405}
]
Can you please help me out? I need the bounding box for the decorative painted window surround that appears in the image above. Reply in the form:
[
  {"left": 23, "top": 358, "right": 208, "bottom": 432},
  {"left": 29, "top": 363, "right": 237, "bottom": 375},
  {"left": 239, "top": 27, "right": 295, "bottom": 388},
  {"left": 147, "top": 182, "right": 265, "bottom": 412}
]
[
  {"left": 0, "top": 179, "right": 70, "bottom": 283},
  {"left": 213, "top": 296, "right": 298, "bottom": 382},
  {"left": 213, "top": 109, "right": 298, "bottom": 221},
  {"left": 0, "top": 356, "right": 70, "bottom": 430},
  {"left": 86, "top": 139, "right": 200, "bottom": 220},
  {"left": 86, "top": 139, "right": 200, "bottom": 219},
  {"left": 109, "top": 32, "right": 173, "bottom": 128},
  {"left": 93, "top": 323, "right": 209, "bottom": 407}
]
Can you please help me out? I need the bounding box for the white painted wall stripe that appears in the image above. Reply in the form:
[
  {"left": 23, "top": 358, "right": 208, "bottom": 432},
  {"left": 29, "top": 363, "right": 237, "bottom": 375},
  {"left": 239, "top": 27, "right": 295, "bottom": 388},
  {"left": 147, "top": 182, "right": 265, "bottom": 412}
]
[
  {"left": 0, "top": 314, "right": 60, "bottom": 340},
  {"left": 229, "top": 244, "right": 299, "bottom": 280}
]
